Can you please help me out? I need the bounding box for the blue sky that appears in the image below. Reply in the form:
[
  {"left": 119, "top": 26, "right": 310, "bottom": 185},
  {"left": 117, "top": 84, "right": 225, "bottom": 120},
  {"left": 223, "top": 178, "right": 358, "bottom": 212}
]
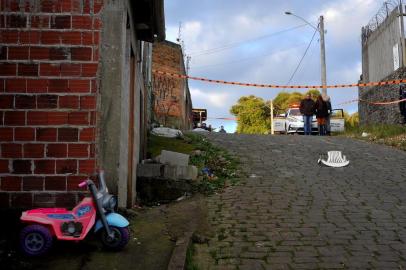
[{"left": 164, "top": 0, "right": 383, "bottom": 132}]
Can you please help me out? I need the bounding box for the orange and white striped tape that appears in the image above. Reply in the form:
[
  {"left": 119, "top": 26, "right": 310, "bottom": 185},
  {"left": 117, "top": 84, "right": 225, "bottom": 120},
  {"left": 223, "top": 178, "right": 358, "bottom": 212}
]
[
  {"left": 338, "top": 98, "right": 406, "bottom": 106},
  {"left": 153, "top": 69, "right": 406, "bottom": 89}
]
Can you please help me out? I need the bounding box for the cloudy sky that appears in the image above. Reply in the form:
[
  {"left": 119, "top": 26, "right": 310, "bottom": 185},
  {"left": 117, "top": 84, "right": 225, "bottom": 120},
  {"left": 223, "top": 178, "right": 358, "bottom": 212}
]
[{"left": 164, "top": 0, "right": 383, "bottom": 132}]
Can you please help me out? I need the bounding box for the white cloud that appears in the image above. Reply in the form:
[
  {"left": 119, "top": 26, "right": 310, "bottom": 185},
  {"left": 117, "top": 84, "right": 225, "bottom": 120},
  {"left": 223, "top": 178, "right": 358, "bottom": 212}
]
[{"left": 190, "top": 88, "right": 232, "bottom": 108}]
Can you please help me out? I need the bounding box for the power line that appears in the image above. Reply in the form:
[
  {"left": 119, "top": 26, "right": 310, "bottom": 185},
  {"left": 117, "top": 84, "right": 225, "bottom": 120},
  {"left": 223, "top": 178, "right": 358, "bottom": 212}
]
[
  {"left": 285, "top": 27, "right": 318, "bottom": 87},
  {"left": 189, "top": 24, "right": 307, "bottom": 57},
  {"left": 191, "top": 42, "right": 307, "bottom": 70}
]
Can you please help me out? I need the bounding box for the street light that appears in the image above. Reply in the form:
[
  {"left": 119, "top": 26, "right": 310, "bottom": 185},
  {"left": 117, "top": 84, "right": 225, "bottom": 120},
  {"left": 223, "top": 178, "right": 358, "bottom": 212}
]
[{"left": 285, "top": 11, "right": 327, "bottom": 96}]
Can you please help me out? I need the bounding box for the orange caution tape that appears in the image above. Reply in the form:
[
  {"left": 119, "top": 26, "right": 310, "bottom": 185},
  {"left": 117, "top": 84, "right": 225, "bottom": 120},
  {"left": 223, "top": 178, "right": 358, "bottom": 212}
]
[
  {"left": 152, "top": 69, "right": 406, "bottom": 89},
  {"left": 338, "top": 98, "right": 406, "bottom": 106}
]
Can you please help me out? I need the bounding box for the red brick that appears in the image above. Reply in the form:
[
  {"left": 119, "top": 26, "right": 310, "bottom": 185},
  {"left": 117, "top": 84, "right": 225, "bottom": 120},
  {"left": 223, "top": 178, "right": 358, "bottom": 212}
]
[
  {"left": 27, "top": 111, "right": 68, "bottom": 125},
  {"left": 18, "top": 64, "right": 38, "bottom": 76},
  {"left": 8, "top": 1, "right": 21, "bottom": 12},
  {"left": 5, "top": 79, "right": 26, "bottom": 92},
  {"left": 37, "top": 95, "right": 58, "bottom": 109},
  {"left": 0, "top": 63, "right": 17, "bottom": 76},
  {"left": 33, "top": 193, "right": 56, "bottom": 207},
  {"left": 41, "top": 0, "right": 62, "bottom": 13},
  {"left": 93, "top": 18, "right": 102, "bottom": 29},
  {"left": 30, "top": 47, "right": 50, "bottom": 60},
  {"left": 56, "top": 159, "right": 77, "bottom": 174},
  {"left": 0, "top": 30, "right": 18, "bottom": 43},
  {"left": 27, "top": 79, "right": 48, "bottom": 93},
  {"left": 59, "top": 95, "right": 79, "bottom": 109},
  {"left": 12, "top": 160, "right": 32, "bottom": 174},
  {"left": 90, "top": 111, "right": 97, "bottom": 125},
  {"left": 47, "top": 143, "right": 67, "bottom": 158},
  {"left": 81, "top": 63, "right": 98, "bottom": 77},
  {"left": 61, "top": 31, "right": 81, "bottom": 45},
  {"left": 72, "top": 15, "right": 92, "bottom": 29},
  {"left": 61, "top": 0, "right": 72, "bottom": 12},
  {"left": 48, "top": 79, "right": 68, "bottom": 92},
  {"left": 0, "top": 128, "right": 13, "bottom": 141},
  {"left": 51, "top": 15, "right": 71, "bottom": 29},
  {"left": 15, "top": 95, "right": 36, "bottom": 109},
  {"left": 79, "top": 128, "right": 95, "bottom": 142},
  {"left": 68, "top": 111, "right": 89, "bottom": 125},
  {"left": 24, "top": 144, "right": 45, "bottom": 158},
  {"left": 94, "top": 0, "right": 103, "bottom": 14},
  {"left": 58, "top": 128, "right": 78, "bottom": 142},
  {"left": 93, "top": 32, "right": 100, "bottom": 45},
  {"left": 82, "top": 32, "right": 92, "bottom": 45},
  {"left": 71, "top": 47, "right": 92, "bottom": 61},
  {"left": 45, "top": 176, "right": 66, "bottom": 191},
  {"left": 15, "top": 127, "right": 35, "bottom": 141},
  {"left": 82, "top": 0, "right": 91, "bottom": 13},
  {"left": 40, "top": 63, "right": 61, "bottom": 76},
  {"left": 68, "top": 79, "right": 90, "bottom": 92},
  {"left": 61, "top": 63, "right": 81, "bottom": 76},
  {"left": 67, "top": 175, "right": 85, "bottom": 191},
  {"left": 30, "top": 15, "right": 50, "bottom": 28},
  {"left": 36, "top": 128, "right": 57, "bottom": 141},
  {"left": 55, "top": 192, "right": 76, "bottom": 206},
  {"left": 0, "top": 47, "right": 6, "bottom": 60},
  {"left": 1, "top": 176, "right": 22, "bottom": 191},
  {"left": 0, "top": 95, "right": 14, "bottom": 109},
  {"left": 78, "top": 159, "right": 95, "bottom": 174},
  {"left": 92, "top": 48, "right": 99, "bottom": 61},
  {"left": 41, "top": 31, "right": 60, "bottom": 44},
  {"left": 72, "top": 0, "right": 82, "bottom": 13},
  {"left": 6, "top": 14, "right": 27, "bottom": 28},
  {"left": 27, "top": 111, "right": 47, "bottom": 125},
  {"left": 89, "top": 143, "right": 95, "bottom": 157},
  {"left": 8, "top": 47, "right": 29, "bottom": 60},
  {"left": 49, "top": 47, "right": 69, "bottom": 60},
  {"left": 34, "top": 159, "right": 55, "bottom": 174},
  {"left": 1, "top": 143, "right": 22, "bottom": 158},
  {"left": 19, "top": 31, "right": 41, "bottom": 44},
  {"left": 68, "top": 144, "right": 88, "bottom": 158},
  {"left": 0, "top": 160, "right": 9, "bottom": 173},
  {"left": 22, "top": 176, "right": 44, "bottom": 191},
  {"left": 4, "top": 111, "right": 25, "bottom": 126},
  {"left": 10, "top": 192, "right": 33, "bottom": 208},
  {"left": 79, "top": 95, "right": 96, "bottom": 110}
]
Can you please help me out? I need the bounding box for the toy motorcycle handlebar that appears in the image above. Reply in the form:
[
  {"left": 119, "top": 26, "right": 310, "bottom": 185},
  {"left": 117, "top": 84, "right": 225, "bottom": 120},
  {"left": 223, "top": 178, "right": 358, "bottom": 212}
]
[
  {"left": 77, "top": 170, "right": 106, "bottom": 190},
  {"left": 78, "top": 181, "right": 89, "bottom": 188}
]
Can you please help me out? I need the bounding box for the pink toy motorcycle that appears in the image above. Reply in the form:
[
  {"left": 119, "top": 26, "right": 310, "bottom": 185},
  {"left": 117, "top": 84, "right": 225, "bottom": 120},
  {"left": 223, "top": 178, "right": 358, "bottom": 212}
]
[{"left": 19, "top": 171, "right": 130, "bottom": 256}]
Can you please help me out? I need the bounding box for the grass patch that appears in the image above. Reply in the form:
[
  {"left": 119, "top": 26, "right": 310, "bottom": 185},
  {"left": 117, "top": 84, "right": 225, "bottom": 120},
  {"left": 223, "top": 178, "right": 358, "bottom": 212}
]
[
  {"left": 147, "top": 134, "right": 196, "bottom": 158},
  {"left": 185, "top": 243, "right": 199, "bottom": 270},
  {"left": 339, "top": 124, "right": 406, "bottom": 151}
]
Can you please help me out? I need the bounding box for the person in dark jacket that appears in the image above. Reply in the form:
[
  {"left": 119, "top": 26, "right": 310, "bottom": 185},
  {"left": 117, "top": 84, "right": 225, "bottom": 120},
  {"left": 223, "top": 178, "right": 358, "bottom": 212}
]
[
  {"left": 314, "top": 95, "right": 329, "bottom": 135},
  {"left": 322, "top": 94, "right": 332, "bottom": 135},
  {"left": 299, "top": 94, "right": 315, "bottom": 135}
]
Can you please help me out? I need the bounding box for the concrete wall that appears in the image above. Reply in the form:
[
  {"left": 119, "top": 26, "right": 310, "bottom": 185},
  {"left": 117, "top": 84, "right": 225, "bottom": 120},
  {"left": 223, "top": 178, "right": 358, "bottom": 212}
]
[
  {"left": 362, "top": 7, "right": 404, "bottom": 83},
  {"left": 359, "top": 67, "right": 405, "bottom": 125}
]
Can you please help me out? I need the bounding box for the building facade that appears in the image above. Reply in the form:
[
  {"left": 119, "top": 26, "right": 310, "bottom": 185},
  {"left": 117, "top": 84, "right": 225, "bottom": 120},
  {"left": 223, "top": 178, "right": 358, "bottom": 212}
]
[
  {"left": 0, "top": 0, "right": 165, "bottom": 208},
  {"left": 152, "top": 40, "right": 193, "bottom": 130},
  {"left": 359, "top": 1, "right": 406, "bottom": 125}
]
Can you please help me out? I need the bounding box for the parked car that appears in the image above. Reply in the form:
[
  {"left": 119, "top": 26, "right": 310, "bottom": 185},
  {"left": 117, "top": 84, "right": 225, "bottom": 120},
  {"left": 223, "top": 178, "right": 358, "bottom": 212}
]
[{"left": 273, "top": 107, "right": 345, "bottom": 134}]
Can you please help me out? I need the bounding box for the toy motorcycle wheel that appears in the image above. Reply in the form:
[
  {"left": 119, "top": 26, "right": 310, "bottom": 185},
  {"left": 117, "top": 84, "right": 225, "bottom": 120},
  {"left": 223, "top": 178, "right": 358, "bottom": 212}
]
[
  {"left": 20, "top": 224, "right": 53, "bottom": 256},
  {"left": 100, "top": 226, "right": 130, "bottom": 250}
]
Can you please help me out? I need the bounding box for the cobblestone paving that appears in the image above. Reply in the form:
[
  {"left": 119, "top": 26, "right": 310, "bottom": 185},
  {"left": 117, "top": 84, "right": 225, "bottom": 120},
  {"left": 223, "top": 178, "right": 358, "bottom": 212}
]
[{"left": 199, "top": 134, "right": 406, "bottom": 269}]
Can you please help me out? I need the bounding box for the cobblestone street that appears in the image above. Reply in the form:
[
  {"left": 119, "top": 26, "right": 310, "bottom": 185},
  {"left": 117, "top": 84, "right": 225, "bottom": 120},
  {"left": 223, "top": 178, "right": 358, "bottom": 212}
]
[{"left": 196, "top": 134, "right": 406, "bottom": 269}]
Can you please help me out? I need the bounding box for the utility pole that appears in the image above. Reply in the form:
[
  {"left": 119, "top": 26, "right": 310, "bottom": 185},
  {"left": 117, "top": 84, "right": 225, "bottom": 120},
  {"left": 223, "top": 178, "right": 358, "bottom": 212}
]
[
  {"left": 270, "top": 100, "right": 274, "bottom": 135},
  {"left": 319, "top": 15, "right": 327, "bottom": 96}
]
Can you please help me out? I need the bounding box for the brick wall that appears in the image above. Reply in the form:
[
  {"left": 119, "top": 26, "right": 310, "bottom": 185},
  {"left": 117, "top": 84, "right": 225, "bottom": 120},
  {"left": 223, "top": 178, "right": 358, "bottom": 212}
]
[
  {"left": 359, "top": 67, "right": 405, "bottom": 125},
  {"left": 152, "top": 40, "right": 192, "bottom": 129},
  {"left": 0, "top": 0, "right": 102, "bottom": 208}
]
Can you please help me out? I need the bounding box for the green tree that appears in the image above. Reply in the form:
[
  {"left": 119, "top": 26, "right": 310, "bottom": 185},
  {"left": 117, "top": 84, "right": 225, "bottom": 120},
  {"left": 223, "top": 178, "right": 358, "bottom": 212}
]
[{"left": 230, "top": 95, "right": 270, "bottom": 134}]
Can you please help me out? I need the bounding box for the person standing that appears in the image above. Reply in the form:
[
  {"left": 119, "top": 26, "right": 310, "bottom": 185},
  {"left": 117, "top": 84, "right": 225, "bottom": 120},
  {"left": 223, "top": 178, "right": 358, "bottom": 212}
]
[
  {"left": 219, "top": 126, "right": 227, "bottom": 133},
  {"left": 322, "top": 94, "right": 332, "bottom": 135},
  {"left": 314, "top": 95, "right": 329, "bottom": 136},
  {"left": 299, "top": 94, "right": 315, "bottom": 135}
]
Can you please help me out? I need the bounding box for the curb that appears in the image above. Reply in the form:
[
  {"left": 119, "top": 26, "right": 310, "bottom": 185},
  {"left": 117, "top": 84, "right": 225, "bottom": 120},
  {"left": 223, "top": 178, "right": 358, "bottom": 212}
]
[{"left": 167, "top": 232, "right": 193, "bottom": 270}]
